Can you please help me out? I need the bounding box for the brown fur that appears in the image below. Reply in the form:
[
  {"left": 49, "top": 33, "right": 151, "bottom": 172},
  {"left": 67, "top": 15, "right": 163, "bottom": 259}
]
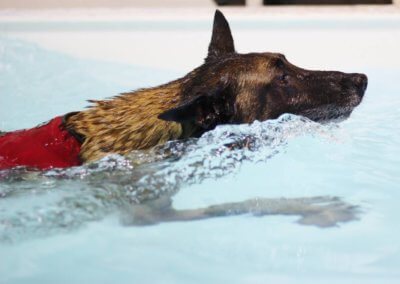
[
  {"left": 65, "top": 55, "right": 276, "bottom": 163},
  {"left": 65, "top": 10, "right": 367, "bottom": 164},
  {"left": 66, "top": 81, "right": 184, "bottom": 162}
]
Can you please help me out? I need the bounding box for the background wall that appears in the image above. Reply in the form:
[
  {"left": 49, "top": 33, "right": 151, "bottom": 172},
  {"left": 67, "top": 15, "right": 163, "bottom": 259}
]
[{"left": 0, "top": 0, "right": 396, "bottom": 9}]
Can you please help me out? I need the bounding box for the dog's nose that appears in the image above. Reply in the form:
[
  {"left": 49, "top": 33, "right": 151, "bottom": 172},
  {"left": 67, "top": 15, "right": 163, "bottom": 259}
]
[{"left": 351, "top": 73, "right": 368, "bottom": 93}]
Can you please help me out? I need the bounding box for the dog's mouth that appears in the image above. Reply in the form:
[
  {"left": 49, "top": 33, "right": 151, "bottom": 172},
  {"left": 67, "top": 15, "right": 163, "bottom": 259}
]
[
  {"left": 298, "top": 91, "right": 364, "bottom": 122},
  {"left": 297, "top": 104, "right": 357, "bottom": 122},
  {"left": 298, "top": 73, "right": 368, "bottom": 122}
]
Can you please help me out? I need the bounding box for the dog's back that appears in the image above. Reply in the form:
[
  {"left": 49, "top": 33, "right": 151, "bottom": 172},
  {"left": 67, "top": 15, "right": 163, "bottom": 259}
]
[{"left": 65, "top": 81, "right": 185, "bottom": 162}]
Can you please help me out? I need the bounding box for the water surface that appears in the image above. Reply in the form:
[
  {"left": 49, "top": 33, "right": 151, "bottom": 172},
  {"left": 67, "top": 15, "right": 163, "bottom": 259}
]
[{"left": 0, "top": 36, "right": 399, "bottom": 284}]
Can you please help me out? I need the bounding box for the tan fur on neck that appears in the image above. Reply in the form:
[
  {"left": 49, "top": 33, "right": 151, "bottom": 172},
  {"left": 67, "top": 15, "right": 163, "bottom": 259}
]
[{"left": 65, "top": 81, "right": 183, "bottom": 163}]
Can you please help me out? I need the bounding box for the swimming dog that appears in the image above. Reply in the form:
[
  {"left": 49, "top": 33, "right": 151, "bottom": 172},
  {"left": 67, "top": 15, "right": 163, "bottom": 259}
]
[
  {"left": 0, "top": 10, "right": 367, "bottom": 171},
  {"left": 0, "top": 11, "right": 366, "bottom": 227}
]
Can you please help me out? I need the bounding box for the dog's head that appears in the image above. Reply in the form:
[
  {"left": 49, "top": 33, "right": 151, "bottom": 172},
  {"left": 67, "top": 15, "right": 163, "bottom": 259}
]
[{"left": 159, "top": 10, "right": 367, "bottom": 132}]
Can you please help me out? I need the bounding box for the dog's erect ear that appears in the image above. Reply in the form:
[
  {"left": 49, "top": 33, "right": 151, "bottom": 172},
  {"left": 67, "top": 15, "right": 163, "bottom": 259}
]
[
  {"left": 158, "top": 85, "right": 234, "bottom": 130},
  {"left": 207, "top": 10, "right": 235, "bottom": 60}
]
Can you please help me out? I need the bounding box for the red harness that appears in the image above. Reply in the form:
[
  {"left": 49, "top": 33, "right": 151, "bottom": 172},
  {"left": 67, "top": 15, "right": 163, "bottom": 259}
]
[{"left": 0, "top": 116, "right": 82, "bottom": 170}]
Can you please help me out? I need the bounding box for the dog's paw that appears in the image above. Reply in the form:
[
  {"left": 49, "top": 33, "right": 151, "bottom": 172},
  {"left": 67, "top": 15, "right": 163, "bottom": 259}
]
[{"left": 296, "top": 198, "right": 360, "bottom": 228}]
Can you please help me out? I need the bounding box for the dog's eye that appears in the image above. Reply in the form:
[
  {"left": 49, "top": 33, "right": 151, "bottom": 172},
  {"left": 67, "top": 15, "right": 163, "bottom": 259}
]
[{"left": 278, "top": 74, "right": 289, "bottom": 83}]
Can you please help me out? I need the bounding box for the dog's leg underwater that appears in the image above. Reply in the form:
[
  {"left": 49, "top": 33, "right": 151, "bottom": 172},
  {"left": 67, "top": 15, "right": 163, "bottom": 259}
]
[{"left": 122, "top": 195, "right": 359, "bottom": 228}]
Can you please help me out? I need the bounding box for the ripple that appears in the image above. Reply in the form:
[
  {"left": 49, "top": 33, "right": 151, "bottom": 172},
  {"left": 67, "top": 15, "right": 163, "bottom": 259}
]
[{"left": 0, "top": 114, "right": 338, "bottom": 242}]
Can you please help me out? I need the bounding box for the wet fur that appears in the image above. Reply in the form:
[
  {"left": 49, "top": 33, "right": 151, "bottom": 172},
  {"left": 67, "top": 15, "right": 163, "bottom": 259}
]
[
  {"left": 66, "top": 54, "right": 279, "bottom": 163},
  {"left": 65, "top": 10, "right": 367, "bottom": 164},
  {"left": 66, "top": 81, "right": 184, "bottom": 162}
]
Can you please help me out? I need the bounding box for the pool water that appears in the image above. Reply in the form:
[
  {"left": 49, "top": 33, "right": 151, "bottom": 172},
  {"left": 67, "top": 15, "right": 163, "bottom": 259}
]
[{"left": 1, "top": 22, "right": 400, "bottom": 283}]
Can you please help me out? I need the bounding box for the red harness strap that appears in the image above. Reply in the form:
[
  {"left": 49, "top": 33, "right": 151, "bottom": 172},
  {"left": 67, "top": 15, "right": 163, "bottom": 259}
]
[{"left": 0, "top": 116, "right": 82, "bottom": 170}]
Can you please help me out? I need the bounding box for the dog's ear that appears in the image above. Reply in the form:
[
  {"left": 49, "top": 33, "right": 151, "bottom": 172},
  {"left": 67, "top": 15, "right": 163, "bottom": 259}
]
[
  {"left": 207, "top": 10, "right": 235, "bottom": 60},
  {"left": 158, "top": 85, "right": 234, "bottom": 130}
]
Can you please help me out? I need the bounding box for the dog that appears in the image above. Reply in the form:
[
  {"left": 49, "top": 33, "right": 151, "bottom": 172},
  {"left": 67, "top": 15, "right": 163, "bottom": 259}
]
[
  {"left": 0, "top": 10, "right": 367, "bottom": 171},
  {"left": 0, "top": 10, "right": 367, "bottom": 228}
]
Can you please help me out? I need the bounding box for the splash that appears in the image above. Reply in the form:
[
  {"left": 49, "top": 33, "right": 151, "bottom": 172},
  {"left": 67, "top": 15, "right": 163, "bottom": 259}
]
[{"left": 0, "top": 114, "right": 338, "bottom": 242}]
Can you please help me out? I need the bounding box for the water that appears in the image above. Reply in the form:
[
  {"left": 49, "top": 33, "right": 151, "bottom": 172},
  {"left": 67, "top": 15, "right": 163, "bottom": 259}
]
[{"left": 0, "top": 35, "right": 400, "bottom": 283}]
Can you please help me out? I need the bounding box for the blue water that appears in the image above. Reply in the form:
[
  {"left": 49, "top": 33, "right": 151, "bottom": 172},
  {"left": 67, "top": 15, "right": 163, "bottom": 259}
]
[{"left": 0, "top": 36, "right": 400, "bottom": 283}]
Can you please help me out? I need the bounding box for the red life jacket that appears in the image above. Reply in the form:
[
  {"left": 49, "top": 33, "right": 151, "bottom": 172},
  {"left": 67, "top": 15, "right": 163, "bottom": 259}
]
[{"left": 0, "top": 116, "right": 82, "bottom": 170}]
